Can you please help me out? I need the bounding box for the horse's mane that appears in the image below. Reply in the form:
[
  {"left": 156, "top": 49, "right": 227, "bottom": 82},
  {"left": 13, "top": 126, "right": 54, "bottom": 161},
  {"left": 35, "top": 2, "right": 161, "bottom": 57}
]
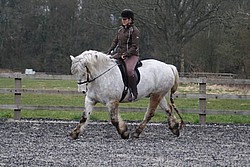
[
  {"left": 78, "top": 50, "right": 113, "bottom": 65},
  {"left": 71, "top": 50, "right": 115, "bottom": 74}
]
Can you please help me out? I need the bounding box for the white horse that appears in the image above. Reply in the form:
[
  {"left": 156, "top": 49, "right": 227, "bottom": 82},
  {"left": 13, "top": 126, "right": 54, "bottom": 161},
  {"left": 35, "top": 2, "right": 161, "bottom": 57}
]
[{"left": 69, "top": 50, "right": 183, "bottom": 139}]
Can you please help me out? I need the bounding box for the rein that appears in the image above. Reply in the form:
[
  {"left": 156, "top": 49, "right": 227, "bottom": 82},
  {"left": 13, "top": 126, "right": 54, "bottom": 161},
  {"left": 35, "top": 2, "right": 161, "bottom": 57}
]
[{"left": 77, "top": 63, "right": 118, "bottom": 85}]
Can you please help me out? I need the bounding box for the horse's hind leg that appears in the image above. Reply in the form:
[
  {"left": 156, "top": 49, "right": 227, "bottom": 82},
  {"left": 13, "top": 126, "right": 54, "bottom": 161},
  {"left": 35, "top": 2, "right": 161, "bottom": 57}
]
[
  {"left": 131, "top": 93, "right": 162, "bottom": 138},
  {"left": 69, "top": 97, "right": 95, "bottom": 140},
  {"left": 107, "top": 101, "right": 129, "bottom": 139},
  {"left": 159, "top": 97, "right": 181, "bottom": 137}
]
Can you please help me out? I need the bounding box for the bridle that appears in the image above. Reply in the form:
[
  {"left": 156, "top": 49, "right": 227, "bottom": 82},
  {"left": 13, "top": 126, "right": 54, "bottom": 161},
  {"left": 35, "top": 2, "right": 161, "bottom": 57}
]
[{"left": 77, "top": 63, "right": 118, "bottom": 85}]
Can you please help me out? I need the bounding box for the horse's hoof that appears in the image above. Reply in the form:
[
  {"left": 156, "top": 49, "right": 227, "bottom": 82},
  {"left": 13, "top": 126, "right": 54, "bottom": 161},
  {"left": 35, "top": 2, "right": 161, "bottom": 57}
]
[
  {"left": 172, "top": 129, "right": 180, "bottom": 137},
  {"left": 169, "top": 123, "right": 181, "bottom": 137},
  {"left": 121, "top": 131, "right": 130, "bottom": 139},
  {"left": 69, "top": 131, "right": 79, "bottom": 140},
  {"left": 131, "top": 131, "right": 140, "bottom": 138}
]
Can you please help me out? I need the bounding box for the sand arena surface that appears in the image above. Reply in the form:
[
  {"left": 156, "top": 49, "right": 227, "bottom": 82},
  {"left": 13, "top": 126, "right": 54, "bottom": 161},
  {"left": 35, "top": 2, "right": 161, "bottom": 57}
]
[{"left": 1, "top": 119, "right": 249, "bottom": 166}]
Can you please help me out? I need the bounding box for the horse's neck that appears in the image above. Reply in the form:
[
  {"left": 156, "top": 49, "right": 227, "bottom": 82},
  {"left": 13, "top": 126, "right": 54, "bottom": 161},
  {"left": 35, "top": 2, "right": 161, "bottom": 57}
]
[{"left": 88, "top": 61, "right": 117, "bottom": 77}]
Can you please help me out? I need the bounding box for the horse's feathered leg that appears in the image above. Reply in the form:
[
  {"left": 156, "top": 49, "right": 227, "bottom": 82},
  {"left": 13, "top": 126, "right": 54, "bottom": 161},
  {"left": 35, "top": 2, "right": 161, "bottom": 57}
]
[
  {"left": 107, "top": 101, "right": 129, "bottom": 139},
  {"left": 159, "top": 96, "right": 183, "bottom": 137},
  {"left": 131, "top": 93, "right": 162, "bottom": 138},
  {"left": 69, "top": 97, "right": 95, "bottom": 140}
]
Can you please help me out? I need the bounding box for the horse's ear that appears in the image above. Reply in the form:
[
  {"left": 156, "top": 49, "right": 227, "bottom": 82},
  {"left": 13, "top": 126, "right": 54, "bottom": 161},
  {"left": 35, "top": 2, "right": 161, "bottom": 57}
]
[{"left": 70, "top": 55, "right": 75, "bottom": 61}]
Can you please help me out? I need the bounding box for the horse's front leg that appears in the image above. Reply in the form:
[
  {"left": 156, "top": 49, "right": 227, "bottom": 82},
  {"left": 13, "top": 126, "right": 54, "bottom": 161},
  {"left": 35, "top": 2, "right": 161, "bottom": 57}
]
[
  {"left": 69, "top": 96, "right": 96, "bottom": 140},
  {"left": 131, "top": 93, "right": 162, "bottom": 138},
  {"left": 107, "top": 101, "right": 129, "bottom": 139}
]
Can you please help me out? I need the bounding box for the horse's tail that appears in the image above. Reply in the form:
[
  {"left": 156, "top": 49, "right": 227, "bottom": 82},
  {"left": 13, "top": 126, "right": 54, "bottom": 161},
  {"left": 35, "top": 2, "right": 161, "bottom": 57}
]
[
  {"left": 169, "top": 65, "right": 179, "bottom": 109},
  {"left": 170, "top": 65, "right": 179, "bottom": 95},
  {"left": 169, "top": 65, "right": 184, "bottom": 127}
]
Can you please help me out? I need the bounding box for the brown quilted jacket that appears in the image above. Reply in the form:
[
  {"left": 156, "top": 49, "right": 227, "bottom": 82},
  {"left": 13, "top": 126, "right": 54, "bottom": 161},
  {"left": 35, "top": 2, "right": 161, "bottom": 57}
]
[{"left": 108, "top": 24, "right": 140, "bottom": 57}]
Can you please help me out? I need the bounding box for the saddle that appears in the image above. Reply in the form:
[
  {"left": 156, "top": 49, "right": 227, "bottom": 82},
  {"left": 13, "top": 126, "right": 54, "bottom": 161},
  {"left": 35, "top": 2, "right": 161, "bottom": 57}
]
[{"left": 117, "top": 60, "right": 142, "bottom": 102}]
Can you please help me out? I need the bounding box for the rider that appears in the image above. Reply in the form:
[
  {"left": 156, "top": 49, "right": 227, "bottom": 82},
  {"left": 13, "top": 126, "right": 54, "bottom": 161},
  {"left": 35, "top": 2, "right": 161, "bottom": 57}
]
[{"left": 107, "top": 9, "right": 140, "bottom": 101}]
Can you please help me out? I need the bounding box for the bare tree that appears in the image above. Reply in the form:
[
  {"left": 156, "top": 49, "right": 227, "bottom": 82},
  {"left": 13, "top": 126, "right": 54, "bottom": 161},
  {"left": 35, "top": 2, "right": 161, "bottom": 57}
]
[
  {"left": 1, "top": 0, "right": 249, "bottom": 77},
  {"left": 100, "top": 0, "right": 222, "bottom": 73}
]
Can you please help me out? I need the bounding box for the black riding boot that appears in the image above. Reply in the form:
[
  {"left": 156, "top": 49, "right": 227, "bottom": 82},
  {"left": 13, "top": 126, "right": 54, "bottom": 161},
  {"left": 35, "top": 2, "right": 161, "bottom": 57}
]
[{"left": 128, "top": 75, "right": 138, "bottom": 102}]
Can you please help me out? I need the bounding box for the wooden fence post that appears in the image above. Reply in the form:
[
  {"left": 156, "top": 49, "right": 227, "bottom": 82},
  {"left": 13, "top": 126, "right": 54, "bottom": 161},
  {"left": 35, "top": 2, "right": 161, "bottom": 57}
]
[
  {"left": 14, "top": 77, "right": 22, "bottom": 120},
  {"left": 199, "top": 77, "right": 207, "bottom": 124}
]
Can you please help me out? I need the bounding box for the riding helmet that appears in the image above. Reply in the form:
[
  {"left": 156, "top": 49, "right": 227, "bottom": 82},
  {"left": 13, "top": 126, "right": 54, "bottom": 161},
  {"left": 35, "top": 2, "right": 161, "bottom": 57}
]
[{"left": 121, "top": 9, "right": 134, "bottom": 20}]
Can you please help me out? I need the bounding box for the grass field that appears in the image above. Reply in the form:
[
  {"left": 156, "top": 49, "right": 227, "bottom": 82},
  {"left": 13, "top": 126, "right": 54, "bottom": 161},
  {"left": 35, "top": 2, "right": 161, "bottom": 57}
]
[{"left": 0, "top": 78, "right": 250, "bottom": 124}]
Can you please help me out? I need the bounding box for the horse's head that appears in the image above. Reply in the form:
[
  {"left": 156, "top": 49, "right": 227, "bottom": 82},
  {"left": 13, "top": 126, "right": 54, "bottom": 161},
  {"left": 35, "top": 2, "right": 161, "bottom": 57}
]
[
  {"left": 70, "top": 55, "right": 88, "bottom": 93},
  {"left": 70, "top": 50, "right": 117, "bottom": 93}
]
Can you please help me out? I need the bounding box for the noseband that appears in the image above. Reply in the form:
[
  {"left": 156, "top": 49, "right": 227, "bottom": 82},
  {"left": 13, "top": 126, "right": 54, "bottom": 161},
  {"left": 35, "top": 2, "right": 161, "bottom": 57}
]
[{"left": 77, "top": 66, "right": 91, "bottom": 85}]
